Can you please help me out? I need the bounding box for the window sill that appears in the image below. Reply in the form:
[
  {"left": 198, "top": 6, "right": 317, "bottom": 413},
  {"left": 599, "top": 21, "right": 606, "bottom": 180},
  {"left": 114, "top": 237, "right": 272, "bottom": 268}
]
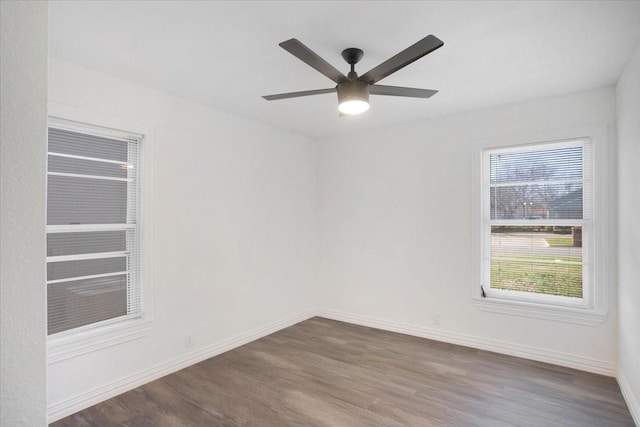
[
  {"left": 473, "top": 297, "right": 606, "bottom": 326},
  {"left": 47, "top": 317, "right": 153, "bottom": 364}
]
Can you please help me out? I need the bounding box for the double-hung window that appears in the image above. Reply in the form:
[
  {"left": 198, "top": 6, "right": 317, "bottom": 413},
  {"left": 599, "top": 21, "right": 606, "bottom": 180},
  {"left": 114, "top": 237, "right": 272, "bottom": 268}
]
[
  {"left": 473, "top": 129, "right": 610, "bottom": 324},
  {"left": 46, "top": 120, "right": 143, "bottom": 336},
  {"left": 482, "top": 139, "right": 591, "bottom": 307}
]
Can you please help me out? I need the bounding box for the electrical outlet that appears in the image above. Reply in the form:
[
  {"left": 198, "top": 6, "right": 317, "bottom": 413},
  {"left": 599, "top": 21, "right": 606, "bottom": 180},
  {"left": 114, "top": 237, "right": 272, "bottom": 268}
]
[{"left": 185, "top": 334, "right": 194, "bottom": 348}]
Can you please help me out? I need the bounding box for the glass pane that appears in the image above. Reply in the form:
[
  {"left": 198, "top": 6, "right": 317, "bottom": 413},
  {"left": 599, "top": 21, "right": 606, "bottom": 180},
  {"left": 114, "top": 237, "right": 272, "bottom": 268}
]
[
  {"left": 47, "top": 175, "right": 127, "bottom": 225},
  {"left": 48, "top": 127, "right": 128, "bottom": 162},
  {"left": 48, "top": 155, "right": 128, "bottom": 179},
  {"left": 490, "top": 184, "right": 582, "bottom": 220},
  {"left": 490, "top": 226, "right": 582, "bottom": 298},
  {"left": 47, "top": 231, "right": 126, "bottom": 257},
  {"left": 47, "top": 257, "right": 127, "bottom": 281},
  {"left": 48, "top": 275, "right": 127, "bottom": 335},
  {"left": 490, "top": 145, "right": 582, "bottom": 185}
]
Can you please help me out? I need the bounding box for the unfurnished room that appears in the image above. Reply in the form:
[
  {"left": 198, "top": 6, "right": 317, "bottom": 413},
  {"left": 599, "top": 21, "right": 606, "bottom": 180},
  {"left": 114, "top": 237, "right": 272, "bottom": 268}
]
[{"left": 1, "top": 1, "right": 639, "bottom": 426}]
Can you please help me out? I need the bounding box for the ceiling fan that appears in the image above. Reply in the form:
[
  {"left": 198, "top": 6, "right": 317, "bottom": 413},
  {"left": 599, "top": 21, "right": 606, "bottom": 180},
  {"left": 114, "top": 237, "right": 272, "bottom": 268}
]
[{"left": 263, "top": 35, "right": 444, "bottom": 115}]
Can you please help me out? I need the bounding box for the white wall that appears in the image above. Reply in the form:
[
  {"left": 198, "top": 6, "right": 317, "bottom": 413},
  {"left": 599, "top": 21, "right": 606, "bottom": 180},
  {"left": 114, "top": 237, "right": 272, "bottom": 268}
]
[
  {"left": 0, "top": 1, "right": 49, "bottom": 425},
  {"left": 616, "top": 39, "right": 640, "bottom": 423},
  {"left": 47, "top": 58, "right": 318, "bottom": 419},
  {"left": 318, "top": 88, "right": 619, "bottom": 373}
]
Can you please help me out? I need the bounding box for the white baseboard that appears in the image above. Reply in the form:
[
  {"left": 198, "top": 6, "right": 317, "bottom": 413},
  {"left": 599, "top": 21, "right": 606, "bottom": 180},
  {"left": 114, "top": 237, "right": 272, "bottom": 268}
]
[
  {"left": 316, "top": 308, "right": 617, "bottom": 377},
  {"left": 47, "top": 308, "right": 316, "bottom": 423},
  {"left": 618, "top": 371, "right": 640, "bottom": 426}
]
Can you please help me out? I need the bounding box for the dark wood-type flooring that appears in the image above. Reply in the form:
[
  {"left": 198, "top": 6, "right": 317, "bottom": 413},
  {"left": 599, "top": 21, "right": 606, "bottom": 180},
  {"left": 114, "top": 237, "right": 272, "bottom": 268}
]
[{"left": 52, "top": 317, "right": 634, "bottom": 426}]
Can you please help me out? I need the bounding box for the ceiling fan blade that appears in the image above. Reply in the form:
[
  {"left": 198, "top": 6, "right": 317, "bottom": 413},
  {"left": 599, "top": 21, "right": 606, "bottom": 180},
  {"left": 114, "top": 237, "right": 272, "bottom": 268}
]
[
  {"left": 279, "top": 39, "right": 348, "bottom": 84},
  {"left": 359, "top": 35, "right": 444, "bottom": 85},
  {"left": 262, "top": 88, "right": 336, "bottom": 101},
  {"left": 369, "top": 85, "right": 438, "bottom": 98}
]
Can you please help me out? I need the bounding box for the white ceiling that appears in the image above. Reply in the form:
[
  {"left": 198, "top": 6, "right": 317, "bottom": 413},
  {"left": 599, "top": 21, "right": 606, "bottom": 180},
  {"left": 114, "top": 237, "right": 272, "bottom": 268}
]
[{"left": 49, "top": 1, "right": 640, "bottom": 139}]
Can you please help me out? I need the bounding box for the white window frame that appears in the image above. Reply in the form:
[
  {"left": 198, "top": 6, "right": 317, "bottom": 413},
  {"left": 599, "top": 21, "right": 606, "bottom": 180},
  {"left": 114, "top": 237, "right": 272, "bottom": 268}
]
[
  {"left": 471, "top": 126, "right": 610, "bottom": 325},
  {"left": 46, "top": 104, "right": 154, "bottom": 363}
]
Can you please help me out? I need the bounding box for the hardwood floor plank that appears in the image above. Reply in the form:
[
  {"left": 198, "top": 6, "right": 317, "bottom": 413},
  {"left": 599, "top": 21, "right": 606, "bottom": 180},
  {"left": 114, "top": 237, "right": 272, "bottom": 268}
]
[{"left": 51, "top": 317, "right": 635, "bottom": 426}]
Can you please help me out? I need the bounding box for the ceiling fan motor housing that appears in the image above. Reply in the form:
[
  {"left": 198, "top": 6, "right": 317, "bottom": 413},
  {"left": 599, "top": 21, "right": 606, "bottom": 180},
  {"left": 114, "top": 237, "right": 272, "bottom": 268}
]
[{"left": 337, "top": 80, "right": 370, "bottom": 105}]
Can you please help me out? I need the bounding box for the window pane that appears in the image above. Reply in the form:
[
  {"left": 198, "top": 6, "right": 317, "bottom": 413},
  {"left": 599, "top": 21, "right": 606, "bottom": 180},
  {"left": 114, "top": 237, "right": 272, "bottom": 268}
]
[
  {"left": 48, "top": 275, "right": 127, "bottom": 335},
  {"left": 47, "top": 231, "right": 126, "bottom": 257},
  {"left": 490, "top": 226, "right": 582, "bottom": 298},
  {"left": 47, "top": 257, "right": 127, "bottom": 281},
  {"left": 490, "top": 146, "right": 583, "bottom": 184},
  {"left": 490, "top": 184, "right": 583, "bottom": 220},
  {"left": 48, "top": 155, "right": 128, "bottom": 179},
  {"left": 48, "top": 127, "right": 127, "bottom": 162},
  {"left": 47, "top": 175, "right": 127, "bottom": 225}
]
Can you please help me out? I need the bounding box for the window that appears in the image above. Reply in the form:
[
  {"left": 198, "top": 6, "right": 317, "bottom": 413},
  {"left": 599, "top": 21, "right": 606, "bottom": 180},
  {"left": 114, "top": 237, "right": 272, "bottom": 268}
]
[
  {"left": 47, "top": 120, "right": 143, "bottom": 336},
  {"left": 482, "top": 139, "right": 591, "bottom": 307},
  {"left": 472, "top": 128, "right": 610, "bottom": 324}
]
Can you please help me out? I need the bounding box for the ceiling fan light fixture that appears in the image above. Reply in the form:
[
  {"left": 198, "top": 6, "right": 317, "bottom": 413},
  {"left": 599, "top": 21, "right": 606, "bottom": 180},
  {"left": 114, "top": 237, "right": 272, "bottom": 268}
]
[
  {"left": 337, "top": 80, "right": 370, "bottom": 115},
  {"left": 338, "top": 99, "right": 370, "bottom": 115}
]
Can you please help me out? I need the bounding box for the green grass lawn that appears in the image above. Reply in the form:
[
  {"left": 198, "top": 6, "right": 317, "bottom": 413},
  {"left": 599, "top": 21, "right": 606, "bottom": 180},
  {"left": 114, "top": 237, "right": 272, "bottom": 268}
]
[
  {"left": 544, "top": 236, "right": 574, "bottom": 247},
  {"left": 491, "top": 254, "right": 582, "bottom": 298}
]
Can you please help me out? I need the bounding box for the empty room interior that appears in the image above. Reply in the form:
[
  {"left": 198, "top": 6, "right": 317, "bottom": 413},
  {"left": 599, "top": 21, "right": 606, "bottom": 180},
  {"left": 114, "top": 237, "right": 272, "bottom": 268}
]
[{"left": 2, "top": 1, "right": 640, "bottom": 425}]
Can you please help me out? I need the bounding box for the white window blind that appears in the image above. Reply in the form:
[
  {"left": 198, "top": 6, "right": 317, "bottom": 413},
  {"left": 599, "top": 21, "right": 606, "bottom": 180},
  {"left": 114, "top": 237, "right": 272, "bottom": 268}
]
[
  {"left": 482, "top": 139, "right": 592, "bottom": 306},
  {"left": 47, "top": 123, "right": 142, "bottom": 335}
]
